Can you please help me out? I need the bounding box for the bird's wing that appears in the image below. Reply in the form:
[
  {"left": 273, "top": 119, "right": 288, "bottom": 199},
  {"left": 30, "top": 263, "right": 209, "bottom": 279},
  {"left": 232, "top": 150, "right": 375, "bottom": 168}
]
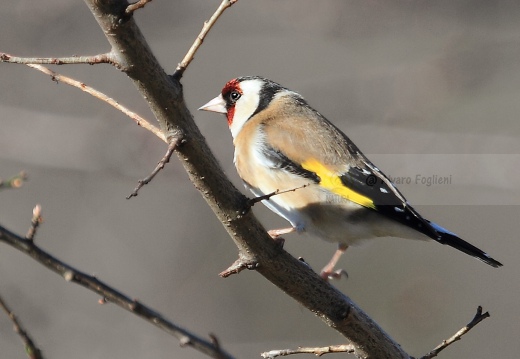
[
  {"left": 254, "top": 98, "right": 502, "bottom": 267},
  {"left": 260, "top": 109, "right": 440, "bottom": 239}
]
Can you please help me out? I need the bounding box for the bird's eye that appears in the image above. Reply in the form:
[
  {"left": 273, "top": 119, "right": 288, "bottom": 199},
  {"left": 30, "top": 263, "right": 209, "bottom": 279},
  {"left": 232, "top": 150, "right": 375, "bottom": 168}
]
[{"left": 229, "top": 91, "right": 241, "bottom": 103}]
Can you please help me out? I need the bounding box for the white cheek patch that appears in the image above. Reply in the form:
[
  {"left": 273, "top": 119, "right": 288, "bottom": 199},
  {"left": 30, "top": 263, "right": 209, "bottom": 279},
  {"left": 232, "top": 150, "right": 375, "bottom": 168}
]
[{"left": 229, "top": 79, "right": 264, "bottom": 138}]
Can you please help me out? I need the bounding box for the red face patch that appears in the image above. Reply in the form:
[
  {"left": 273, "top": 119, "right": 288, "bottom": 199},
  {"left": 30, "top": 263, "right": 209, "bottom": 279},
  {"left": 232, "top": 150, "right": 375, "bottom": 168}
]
[
  {"left": 221, "top": 78, "right": 242, "bottom": 127},
  {"left": 222, "top": 78, "right": 240, "bottom": 96}
]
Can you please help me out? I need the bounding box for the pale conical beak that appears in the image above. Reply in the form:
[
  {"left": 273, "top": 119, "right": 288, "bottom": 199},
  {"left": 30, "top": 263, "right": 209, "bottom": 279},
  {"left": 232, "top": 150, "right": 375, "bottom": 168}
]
[{"left": 198, "top": 94, "right": 227, "bottom": 114}]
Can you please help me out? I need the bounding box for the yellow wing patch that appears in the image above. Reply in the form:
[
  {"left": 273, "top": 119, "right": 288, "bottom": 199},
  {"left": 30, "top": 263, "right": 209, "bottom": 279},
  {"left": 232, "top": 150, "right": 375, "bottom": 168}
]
[{"left": 301, "top": 159, "right": 375, "bottom": 209}]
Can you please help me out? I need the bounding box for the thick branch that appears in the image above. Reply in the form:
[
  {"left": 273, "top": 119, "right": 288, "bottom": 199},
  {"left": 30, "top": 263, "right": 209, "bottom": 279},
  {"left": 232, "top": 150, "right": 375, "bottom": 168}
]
[
  {"left": 0, "top": 224, "right": 235, "bottom": 359},
  {"left": 81, "top": 1, "right": 409, "bottom": 358}
]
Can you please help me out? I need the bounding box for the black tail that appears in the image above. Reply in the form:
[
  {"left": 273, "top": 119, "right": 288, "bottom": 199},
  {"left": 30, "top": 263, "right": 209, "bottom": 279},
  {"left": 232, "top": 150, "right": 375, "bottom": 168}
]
[{"left": 432, "top": 223, "right": 503, "bottom": 268}]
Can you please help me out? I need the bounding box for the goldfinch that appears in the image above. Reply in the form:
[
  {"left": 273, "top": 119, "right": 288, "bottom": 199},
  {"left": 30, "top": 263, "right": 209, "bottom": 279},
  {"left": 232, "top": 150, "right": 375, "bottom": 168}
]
[{"left": 199, "top": 76, "right": 502, "bottom": 278}]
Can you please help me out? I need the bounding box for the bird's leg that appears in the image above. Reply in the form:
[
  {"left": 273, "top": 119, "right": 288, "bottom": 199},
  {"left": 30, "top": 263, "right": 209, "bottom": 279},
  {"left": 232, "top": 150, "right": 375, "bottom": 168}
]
[
  {"left": 267, "top": 227, "right": 295, "bottom": 247},
  {"left": 320, "top": 243, "right": 349, "bottom": 280}
]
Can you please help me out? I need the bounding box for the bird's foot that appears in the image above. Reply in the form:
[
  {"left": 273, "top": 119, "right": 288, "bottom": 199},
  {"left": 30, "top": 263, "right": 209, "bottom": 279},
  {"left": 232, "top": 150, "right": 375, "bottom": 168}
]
[
  {"left": 320, "top": 244, "right": 349, "bottom": 281},
  {"left": 320, "top": 268, "right": 348, "bottom": 281}
]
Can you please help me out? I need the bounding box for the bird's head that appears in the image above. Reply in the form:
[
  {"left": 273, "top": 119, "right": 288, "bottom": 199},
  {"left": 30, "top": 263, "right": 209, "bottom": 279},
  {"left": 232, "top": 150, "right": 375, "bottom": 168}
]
[{"left": 199, "top": 76, "right": 291, "bottom": 138}]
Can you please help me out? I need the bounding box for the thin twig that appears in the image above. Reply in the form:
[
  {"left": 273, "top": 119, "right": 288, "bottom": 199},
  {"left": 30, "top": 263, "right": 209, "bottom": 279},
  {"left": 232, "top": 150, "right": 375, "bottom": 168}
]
[
  {"left": 0, "top": 171, "right": 27, "bottom": 190},
  {"left": 0, "top": 224, "right": 235, "bottom": 359},
  {"left": 25, "top": 64, "right": 166, "bottom": 142},
  {"left": 261, "top": 344, "right": 356, "bottom": 358},
  {"left": 25, "top": 204, "right": 42, "bottom": 241},
  {"left": 126, "top": 0, "right": 153, "bottom": 14},
  {"left": 127, "top": 137, "right": 181, "bottom": 199},
  {"left": 173, "top": 0, "right": 238, "bottom": 79},
  {"left": 245, "top": 184, "right": 310, "bottom": 212},
  {"left": 0, "top": 52, "right": 114, "bottom": 65},
  {"left": 417, "top": 306, "right": 490, "bottom": 359},
  {"left": 0, "top": 294, "right": 44, "bottom": 359}
]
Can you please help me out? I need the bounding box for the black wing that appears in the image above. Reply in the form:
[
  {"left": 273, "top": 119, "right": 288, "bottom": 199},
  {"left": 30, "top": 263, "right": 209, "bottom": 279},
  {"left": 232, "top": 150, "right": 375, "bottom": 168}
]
[
  {"left": 340, "top": 157, "right": 440, "bottom": 239},
  {"left": 262, "top": 145, "right": 321, "bottom": 183},
  {"left": 341, "top": 156, "right": 503, "bottom": 267}
]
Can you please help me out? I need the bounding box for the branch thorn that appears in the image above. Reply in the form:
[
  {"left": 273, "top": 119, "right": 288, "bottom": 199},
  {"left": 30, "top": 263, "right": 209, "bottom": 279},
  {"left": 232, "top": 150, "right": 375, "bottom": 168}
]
[{"left": 219, "top": 257, "right": 259, "bottom": 278}]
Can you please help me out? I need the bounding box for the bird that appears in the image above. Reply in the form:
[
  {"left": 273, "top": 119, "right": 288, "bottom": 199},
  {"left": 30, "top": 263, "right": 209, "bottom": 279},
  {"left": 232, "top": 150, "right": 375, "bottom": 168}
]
[{"left": 199, "top": 76, "right": 503, "bottom": 279}]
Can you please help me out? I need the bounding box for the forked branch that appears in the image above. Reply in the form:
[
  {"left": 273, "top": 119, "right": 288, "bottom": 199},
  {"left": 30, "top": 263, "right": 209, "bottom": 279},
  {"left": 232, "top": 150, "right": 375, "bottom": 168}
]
[
  {"left": 417, "top": 306, "right": 490, "bottom": 359},
  {"left": 0, "top": 222, "right": 235, "bottom": 359}
]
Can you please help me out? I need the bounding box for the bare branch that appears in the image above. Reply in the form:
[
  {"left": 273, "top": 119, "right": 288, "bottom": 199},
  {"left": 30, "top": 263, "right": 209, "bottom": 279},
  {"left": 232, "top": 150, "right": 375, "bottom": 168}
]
[
  {"left": 173, "top": 0, "right": 238, "bottom": 79},
  {"left": 26, "top": 64, "right": 166, "bottom": 142},
  {"left": 246, "top": 184, "right": 311, "bottom": 210},
  {"left": 25, "top": 204, "right": 43, "bottom": 241},
  {"left": 127, "top": 137, "right": 182, "bottom": 199},
  {"left": 0, "top": 223, "right": 235, "bottom": 359},
  {"left": 0, "top": 171, "right": 27, "bottom": 190},
  {"left": 126, "top": 0, "right": 153, "bottom": 15},
  {"left": 0, "top": 52, "right": 115, "bottom": 66},
  {"left": 418, "top": 306, "right": 490, "bottom": 359},
  {"left": 219, "top": 257, "right": 260, "bottom": 278},
  {"left": 0, "top": 294, "right": 44, "bottom": 359},
  {"left": 261, "top": 344, "right": 356, "bottom": 358}
]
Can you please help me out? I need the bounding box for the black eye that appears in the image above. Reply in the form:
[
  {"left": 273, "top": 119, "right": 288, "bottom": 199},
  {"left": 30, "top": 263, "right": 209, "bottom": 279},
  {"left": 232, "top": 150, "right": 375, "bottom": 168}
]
[{"left": 229, "top": 90, "right": 241, "bottom": 103}]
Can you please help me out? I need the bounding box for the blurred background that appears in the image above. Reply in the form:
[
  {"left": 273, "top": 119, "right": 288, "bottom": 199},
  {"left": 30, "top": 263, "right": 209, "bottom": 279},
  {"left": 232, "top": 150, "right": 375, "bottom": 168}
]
[{"left": 1, "top": 1, "right": 519, "bottom": 358}]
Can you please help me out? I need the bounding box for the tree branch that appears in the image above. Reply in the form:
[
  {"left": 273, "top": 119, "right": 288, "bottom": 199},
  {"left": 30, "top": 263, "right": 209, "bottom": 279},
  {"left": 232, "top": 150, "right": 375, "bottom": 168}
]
[
  {"left": 25, "top": 64, "right": 166, "bottom": 142},
  {"left": 0, "top": 223, "right": 235, "bottom": 359},
  {"left": 126, "top": 0, "right": 153, "bottom": 15},
  {"left": 261, "top": 344, "right": 356, "bottom": 358},
  {"left": 127, "top": 136, "right": 181, "bottom": 198},
  {"left": 417, "top": 306, "right": 490, "bottom": 359},
  {"left": 0, "top": 52, "right": 115, "bottom": 66},
  {"left": 173, "top": 0, "right": 238, "bottom": 79},
  {"left": 0, "top": 294, "right": 44, "bottom": 359}
]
